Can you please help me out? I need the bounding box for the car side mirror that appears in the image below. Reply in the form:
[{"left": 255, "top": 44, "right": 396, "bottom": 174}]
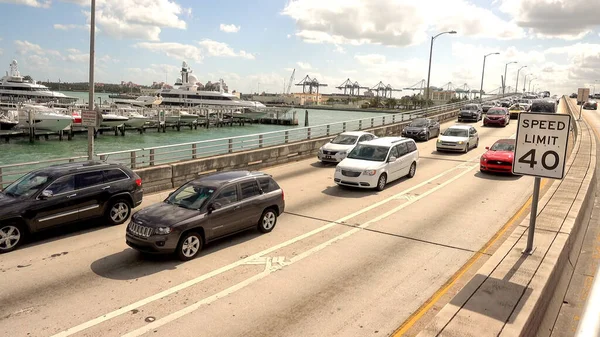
[
  {"left": 388, "top": 156, "right": 397, "bottom": 162},
  {"left": 207, "top": 203, "right": 215, "bottom": 214},
  {"left": 39, "top": 190, "right": 53, "bottom": 199},
  {"left": 485, "top": 146, "right": 489, "bottom": 150}
]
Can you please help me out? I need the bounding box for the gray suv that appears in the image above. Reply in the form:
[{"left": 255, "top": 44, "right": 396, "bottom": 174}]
[{"left": 126, "top": 171, "right": 285, "bottom": 261}]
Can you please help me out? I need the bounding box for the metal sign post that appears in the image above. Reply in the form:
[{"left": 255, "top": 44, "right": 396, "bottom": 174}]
[
  {"left": 577, "top": 88, "right": 589, "bottom": 120},
  {"left": 512, "top": 112, "right": 572, "bottom": 254}
]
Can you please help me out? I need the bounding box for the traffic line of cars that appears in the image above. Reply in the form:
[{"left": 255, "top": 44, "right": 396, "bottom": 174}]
[{"left": 0, "top": 95, "right": 555, "bottom": 260}]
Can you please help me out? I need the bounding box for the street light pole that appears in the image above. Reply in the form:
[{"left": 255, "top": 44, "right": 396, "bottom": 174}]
[
  {"left": 529, "top": 77, "right": 537, "bottom": 93},
  {"left": 503, "top": 61, "right": 517, "bottom": 96},
  {"left": 425, "top": 30, "right": 456, "bottom": 113},
  {"left": 523, "top": 74, "right": 529, "bottom": 93},
  {"left": 479, "top": 52, "right": 500, "bottom": 102},
  {"left": 515, "top": 65, "right": 527, "bottom": 94},
  {"left": 87, "top": 0, "right": 96, "bottom": 160}
]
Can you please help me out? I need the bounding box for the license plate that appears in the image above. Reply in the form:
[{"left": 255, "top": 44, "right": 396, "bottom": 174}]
[{"left": 325, "top": 155, "right": 332, "bottom": 159}]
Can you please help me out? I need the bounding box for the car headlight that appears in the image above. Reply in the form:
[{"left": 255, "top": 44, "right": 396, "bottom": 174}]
[
  {"left": 419, "top": 130, "right": 426, "bottom": 134},
  {"left": 335, "top": 166, "right": 341, "bottom": 172},
  {"left": 437, "top": 139, "right": 442, "bottom": 143},
  {"left": 155, "top": 227, "right": 172, "bottom": 235},
  {"left": 458, "top": 141, "right": 464, "bottom": 144},
  {"left": 363, "top": 169, "right": 377, "bottom": 176},
  {"left": 318, "top": 147, "right": 323, "bottom": 153},
  {"left": 338, "top": 151, "right": 347, "bottom": 156},
  {"left": 481, "top": 157, "right": 487, "bottom": 162}
]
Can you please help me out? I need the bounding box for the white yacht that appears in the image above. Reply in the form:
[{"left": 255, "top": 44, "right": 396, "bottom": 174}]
[
  {"left": 17, "top": 104, "right": 74, "bottom": 132},
  {"left": 97, "top": 106, "right": 129, "bottom": 128},
  {"left": 132, "top": 62, "right": 266, "bottom": 109},
  {"left": 0, "top": 109, "right": 18, "bottom": 130},
  {"left": 113, "top": 105, "right": 149, "bottom": 129},
  {"left": 0, "top": 60, "right": 78, "bottom": 104}
]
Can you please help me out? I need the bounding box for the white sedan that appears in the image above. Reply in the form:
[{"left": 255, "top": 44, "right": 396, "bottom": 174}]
[
  {"left": 317, "top": 131, "right": 377, "bottom": 163},
  {"left": 436, "top": 125, "right": 479, "bottom": 153}
]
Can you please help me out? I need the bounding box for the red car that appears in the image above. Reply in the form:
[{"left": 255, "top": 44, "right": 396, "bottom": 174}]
[
  {"left": 480, "top": 139, "right": 516, "bottom": 174},
  {"left": 483, "top": 107, "right": 510, "bottom": 127}
]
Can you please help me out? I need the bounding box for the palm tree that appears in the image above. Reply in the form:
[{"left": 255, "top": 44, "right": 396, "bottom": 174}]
[{"left": 385, "top": 98, "right": 397, "bottom": 109}]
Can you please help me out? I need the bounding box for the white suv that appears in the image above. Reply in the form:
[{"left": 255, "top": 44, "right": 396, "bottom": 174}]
[{"left": 334, "top": 137, "right": 419, "bottom": 191}]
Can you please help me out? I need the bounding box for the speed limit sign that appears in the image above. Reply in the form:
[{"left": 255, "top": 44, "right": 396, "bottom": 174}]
[{"left": 512, "top": 112, "right": 571, "bottom": 179}]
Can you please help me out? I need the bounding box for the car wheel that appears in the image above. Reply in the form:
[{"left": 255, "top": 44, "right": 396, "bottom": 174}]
[
  {"left": 376, "top": 173, "right": 387, "bottom": 191},
  {"left": 0, "top": 222, "right": 24, "bottom": 254},
  {"left": 407, "top": 162, "right": 417, "bottom": 178},
  {"left": 475, "top": 139, "right": 479, "bottom": 148},
  {"left": 176, "top": 231, "right": 203, "bottom": 261},
  {"left": 425, "top": 132, "right": 430, "bottom": 141},
  {"left": 463, "top": 144, "right": 469, "bottom": 153},
  {"left": 258, "top": 208, "right": 278, "bottom": 233},
  {"left": 106, "top": 199, "right": 131, "bottom": 226}
]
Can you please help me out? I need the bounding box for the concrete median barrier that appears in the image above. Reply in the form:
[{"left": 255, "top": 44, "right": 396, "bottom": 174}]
[{"left": 413, "top": 96, "right": 597, "bottom": 337}]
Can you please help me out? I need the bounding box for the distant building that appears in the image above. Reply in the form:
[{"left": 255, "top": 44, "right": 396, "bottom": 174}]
[
  {"left": 253, "top": 93, "right": 300, "bottom": 105},
  {"left": 431, "top": 90, "right": 456, "bottom": 102},
  {"left": 292, "top": 92, "right": 323, "bottom": 105}
]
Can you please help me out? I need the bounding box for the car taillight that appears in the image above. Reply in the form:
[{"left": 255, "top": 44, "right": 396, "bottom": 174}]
[
  {"left": 281, "top": 189, "right": 284, "bottom": 201},
  {"left": 135, "top": 178, "right": 142, "bottom": 187}
]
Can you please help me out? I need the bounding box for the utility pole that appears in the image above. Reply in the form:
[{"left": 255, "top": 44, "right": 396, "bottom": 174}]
[{"left": 87, "top": 0, "right": 96, "bottom": 160}]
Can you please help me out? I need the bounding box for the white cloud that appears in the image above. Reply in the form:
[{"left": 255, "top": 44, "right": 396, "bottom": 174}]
[
  {"left": 134, "top": 42, "right": 204, "bottom": 62},
  {"left": 499, "top": 0, "right": 599, "bottom": 40},
  {"left": 125, "top": 63, "right": 182, "bottom": 84},
  {"left": 282, "top": 0, "right": 524, "bottom": 47},
  {"left": 0, "top": 0, "right": 50, "bottom": 8},
  {"left": 296, "top": 62, "right": 312, "bottom": 70},
  {"left": 198, "top": 39, "right": 255, "bottom": 59},
  {"left": 287, "top": 34, "right": 292, "bottom": 39},
  {"left": 62, "top": 0, "right": 189, "bottom": 41},
  {"left": 355, "top": 54, "right": 386, "bottom": 65},
  {"left": 219, "top": 23, "right": 241, "bottom": 33},
  {"left": 333, "top": 45, "right": 345, "bottom": 54},
  {"left": 14, "top": 40, "right": 61, "bottom": 57}
]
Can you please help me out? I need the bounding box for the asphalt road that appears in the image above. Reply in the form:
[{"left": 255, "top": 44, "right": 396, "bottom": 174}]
[{"left": 0, "top": 107, "right": 544, "bottom": 337}]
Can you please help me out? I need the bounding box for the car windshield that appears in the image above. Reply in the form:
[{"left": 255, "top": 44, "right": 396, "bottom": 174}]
[
  {"left": 443, "top": 128, "right": 468, "bottom": 137},
  {"left": 347, "top": 144, "right": 389, "bottom": 162},
  {"left": 463, "top": 105, "right": 478, "bottom": 110},
  {"left": 487, "top": 109, "right": 505, "bottom": 115},
  {"left": 409, "top": 119, "right": 428, "bottom": 127},
  {"left": 2, "top": 172, "right": 51, "bottom": 198},
  {"left": 509, "top": 104, "right": 523, "bottom": 110},
  {"left": 491, "top": 142, "right": 515, "bottom": 151},
  {"left": 165, "top": 184, "right": 215, "bottom": 210},
  {"left": 331, "top": 135, "right": 358, "bottom": 145}
]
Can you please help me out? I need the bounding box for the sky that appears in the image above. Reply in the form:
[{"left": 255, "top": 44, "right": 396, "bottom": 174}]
[{"left": 0, "top": 0, "right": 599, "bottom": 97}]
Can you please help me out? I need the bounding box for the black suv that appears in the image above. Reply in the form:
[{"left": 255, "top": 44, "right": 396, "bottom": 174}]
[
  {"left": 0, "top": 161, "right": 143, "bottom": 253},
  {"left": 126, "top": 171, "right": 285, "bottom": 261}
]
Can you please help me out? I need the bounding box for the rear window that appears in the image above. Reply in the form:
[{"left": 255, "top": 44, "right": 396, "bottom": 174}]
[
  {"left": 407, "top": 141, "right": 417, "bottom": 153},
  {"left": 530, "top": 102, "right": 556, "bottom": 113},
  {"left": 257, "top": 177, "right": 280, "bottom": 193}
]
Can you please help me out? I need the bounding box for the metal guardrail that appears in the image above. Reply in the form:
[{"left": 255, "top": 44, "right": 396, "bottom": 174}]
[{"left": 0, "top": 96, "right": 509, "bottom": 186}]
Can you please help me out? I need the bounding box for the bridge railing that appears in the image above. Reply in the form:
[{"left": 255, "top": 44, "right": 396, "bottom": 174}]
[{"left": 0, "top": 96, "right": 508, "bottom": 187}]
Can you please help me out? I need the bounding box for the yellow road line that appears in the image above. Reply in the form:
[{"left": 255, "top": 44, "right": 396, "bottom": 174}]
[{"left": 392, "top": 178, "right": 548, "bottom": 337}]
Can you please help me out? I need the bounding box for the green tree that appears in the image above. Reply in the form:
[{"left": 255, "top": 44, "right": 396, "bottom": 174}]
[
  {"left": 384, "top": 98, "right": 397, "bottom": 109},
  {"left": 23, "top": 75, "right": 33, "bottom": 82}
]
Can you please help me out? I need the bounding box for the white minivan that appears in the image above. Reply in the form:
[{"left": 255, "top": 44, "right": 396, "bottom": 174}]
[{"left": 334, "top": 137, "right": 419, "bottom": 191}]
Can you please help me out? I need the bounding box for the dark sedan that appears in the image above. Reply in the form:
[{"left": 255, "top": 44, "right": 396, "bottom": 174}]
[
  {"left": 401, "top": 118, "right": 440, "bottom": 141},
  {"left": 126, "top": 171, "right": 285, "bottom": 261}
]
